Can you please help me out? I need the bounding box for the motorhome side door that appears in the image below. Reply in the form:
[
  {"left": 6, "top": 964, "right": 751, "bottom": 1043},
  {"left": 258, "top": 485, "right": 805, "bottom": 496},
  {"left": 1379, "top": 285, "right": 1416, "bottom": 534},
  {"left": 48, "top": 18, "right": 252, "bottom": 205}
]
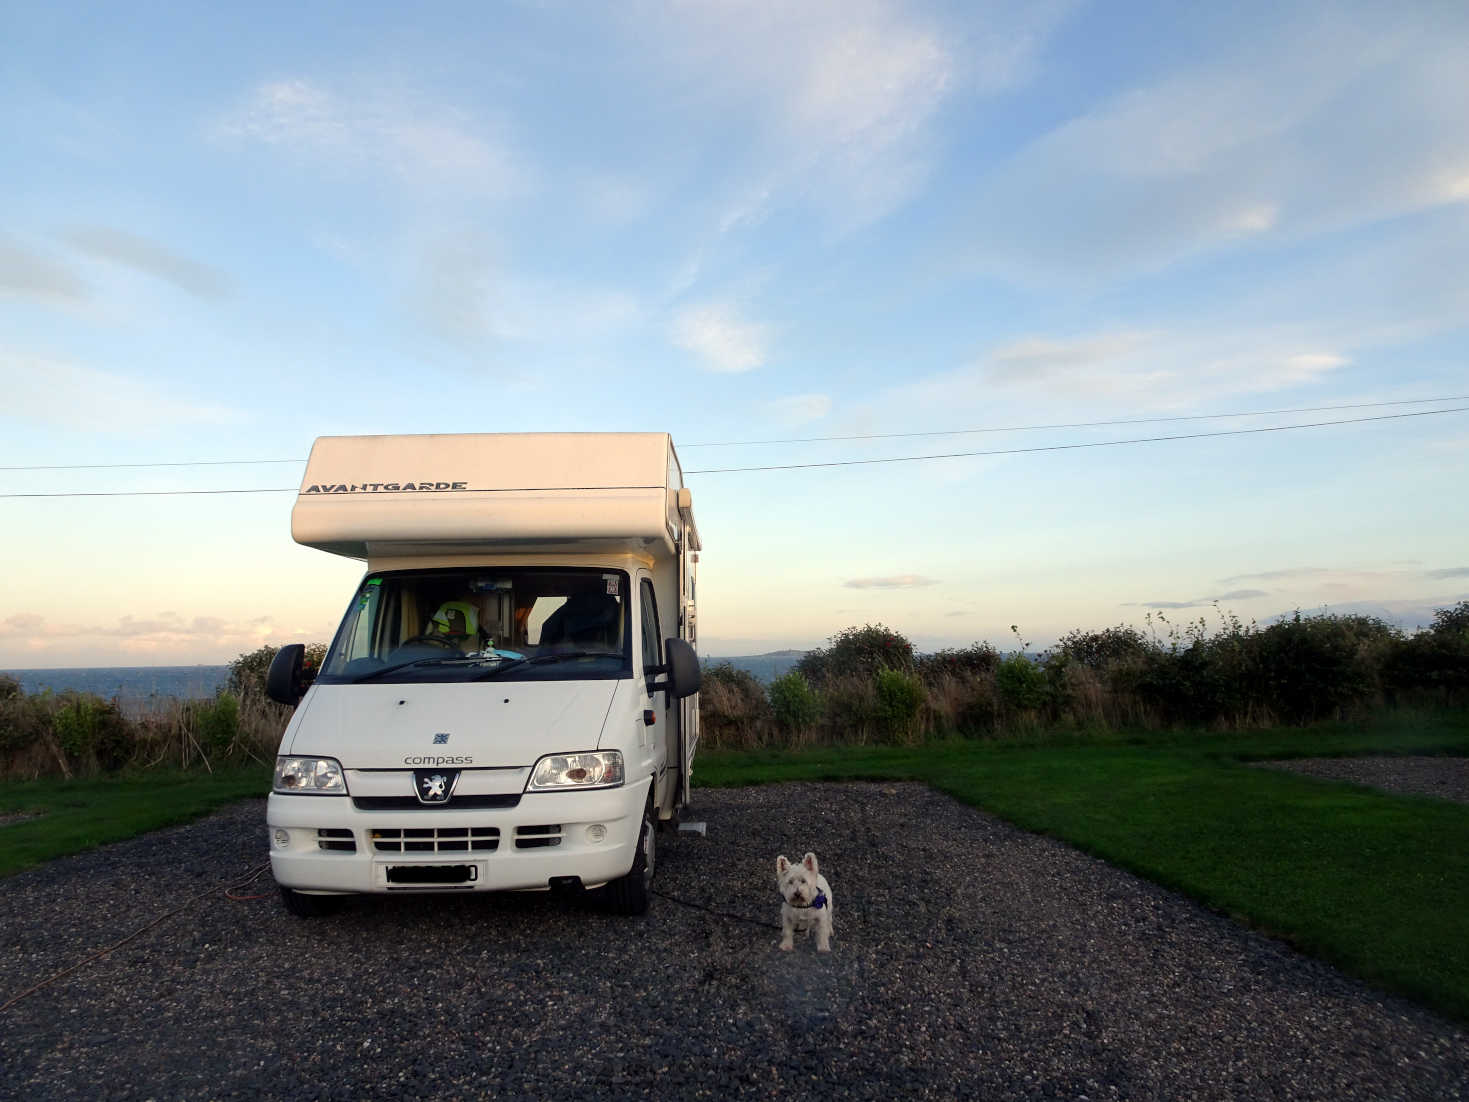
[{"left": 637, "top": 574, "right": 676, "bottom": 797}]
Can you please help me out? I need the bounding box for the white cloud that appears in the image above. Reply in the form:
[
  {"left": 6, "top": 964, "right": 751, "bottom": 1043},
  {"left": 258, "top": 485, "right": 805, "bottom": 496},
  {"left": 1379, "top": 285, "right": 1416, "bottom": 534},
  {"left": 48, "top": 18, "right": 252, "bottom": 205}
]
[
  {"left": 0, "top": 237, "right": 89, "bottom": 305},
  {"left": 954, "top": 10, "right": 1469, "bottom": 280},
  {"left": 214, "top": 78, "right": 522, "bottom": 198},
  {"left": 0, "top": 351, "right": 239, "bottom": 432},
  {"left": 671, "top": 303, "right": 769, "bottom": 373},
  {"left": 986, "top": 332, "right": 1162, "bottom": 388},
  {"left": 981, "top": 332, "right": 1345, "bottom": 411},
  {"left": 764, "top": 393, "right": 831, "bottom": 427},
  {"left": 827, "top": 318, "right": 1373, "bottom": 457},
  {"left": 1127, "top": 588, "right": 1269, "bottom": 609},
  {"left": 845, "top": 575, "right": 939, "bottom": 590},
  {"left": 1219, "top": 567, "right": 1332, "bottom": 585},
  {"left": 63, "top": 226, "right": 230, "bottom": 299},
  {"left": 886, "top": 327, "right": 1353, "bottom": 414},
  {"left": 639, "top": 1, "right": 1072, "bottom": 230},
  {"left": 0, "top": 610, "right": 293, "bottom": 665},
  {"left": 409, "top": 234, "right": 642, "bottom": 350}
]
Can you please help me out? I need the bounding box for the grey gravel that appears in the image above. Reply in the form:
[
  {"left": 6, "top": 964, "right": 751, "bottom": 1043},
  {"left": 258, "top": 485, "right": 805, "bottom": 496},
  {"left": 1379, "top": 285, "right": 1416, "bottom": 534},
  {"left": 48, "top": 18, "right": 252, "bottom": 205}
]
[
  {"left": 1, "top": 782, "right": 1466, "bottom": 1100},
  {"left": 1256, "top": 755, "right": 1469, "bottom": 805}
]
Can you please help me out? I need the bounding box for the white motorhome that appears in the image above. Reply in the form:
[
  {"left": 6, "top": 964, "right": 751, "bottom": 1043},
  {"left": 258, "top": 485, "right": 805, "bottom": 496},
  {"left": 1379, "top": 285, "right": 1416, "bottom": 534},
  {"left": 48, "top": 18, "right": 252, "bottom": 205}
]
[{"left": 264, "top": 433, "right": 702, "bottom": 917}]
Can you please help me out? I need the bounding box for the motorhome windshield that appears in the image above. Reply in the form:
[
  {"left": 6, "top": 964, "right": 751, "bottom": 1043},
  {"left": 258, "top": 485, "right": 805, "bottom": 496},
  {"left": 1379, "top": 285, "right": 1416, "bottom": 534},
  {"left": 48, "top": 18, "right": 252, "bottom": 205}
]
[{"left": 317, "top": 568, "right": 632, "bottom": 684}]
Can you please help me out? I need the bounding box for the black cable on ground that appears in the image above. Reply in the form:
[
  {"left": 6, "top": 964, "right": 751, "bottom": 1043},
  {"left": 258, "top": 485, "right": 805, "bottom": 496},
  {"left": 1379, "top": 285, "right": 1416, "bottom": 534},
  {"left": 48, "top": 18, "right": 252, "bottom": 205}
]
[
  {"left": 651, "top": 887, "right": 782, "bottom": 931},
  {"left": 0, "top": 862, "right": 272, "bottom": 1015}
]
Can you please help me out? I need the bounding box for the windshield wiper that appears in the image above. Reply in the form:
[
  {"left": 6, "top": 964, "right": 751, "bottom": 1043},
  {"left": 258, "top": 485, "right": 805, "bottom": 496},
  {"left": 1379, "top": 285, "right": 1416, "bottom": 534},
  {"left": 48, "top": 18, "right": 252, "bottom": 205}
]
[
  {"left": 470, "top": 657, "right": 532, "bottom": 680},
  {"left": 469, "top": 650, "right": 621, "bottom": 680},
  {"left": 350, "top": 655, "right": 482, "bottom": 683}
]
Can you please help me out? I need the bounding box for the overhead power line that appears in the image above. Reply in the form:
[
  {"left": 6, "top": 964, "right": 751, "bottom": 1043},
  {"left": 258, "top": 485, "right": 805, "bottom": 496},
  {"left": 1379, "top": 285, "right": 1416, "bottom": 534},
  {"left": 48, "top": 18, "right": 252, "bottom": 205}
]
[
  {"left": 684, "top": 406, "right": 1469, "bottom": 473},
  {"left": 681, "top": 394, "right": 1469, "bottom": 447},
  {"left": 1, "top": 393, "right": 1466, "bottom": 472},
  {"left": 2, "top": 405, "right": 1464, "bottom": 498},
  {"left": 0, "top": 457, "right": 304, "bottom": 472},
  {"left": 685, "top": 406, "right": 1469, "bottom": 473}
]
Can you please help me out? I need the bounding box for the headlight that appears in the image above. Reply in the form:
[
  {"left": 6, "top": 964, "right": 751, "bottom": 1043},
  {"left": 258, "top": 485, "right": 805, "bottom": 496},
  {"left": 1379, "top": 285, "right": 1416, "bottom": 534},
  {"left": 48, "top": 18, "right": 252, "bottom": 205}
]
[
  {"left": 274, "top": 756, "right": 348, "bottom": 795},
  {"left": 527, "top": 751, "right": 624, "bottom": 792}
]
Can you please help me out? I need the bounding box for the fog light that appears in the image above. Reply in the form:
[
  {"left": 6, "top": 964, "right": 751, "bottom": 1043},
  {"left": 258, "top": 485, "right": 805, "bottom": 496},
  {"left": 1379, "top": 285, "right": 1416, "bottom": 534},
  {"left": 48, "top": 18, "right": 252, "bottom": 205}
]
[
  {"left": 273, "top": 828, "right": 291, "bottom": 849},
  {"left": 586, "top": 824, "right": 607, "bottom": 844}
]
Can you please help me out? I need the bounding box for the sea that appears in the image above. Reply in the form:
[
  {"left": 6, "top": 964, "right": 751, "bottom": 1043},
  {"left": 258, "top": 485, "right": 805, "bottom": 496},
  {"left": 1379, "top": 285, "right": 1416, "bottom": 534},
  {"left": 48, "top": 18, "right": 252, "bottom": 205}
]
[
  {"left": 2, "top": 652, "right": 806, "bottom": 703},
  {"left": 2, "top": 666, "right": 232, "bottom": 703}
]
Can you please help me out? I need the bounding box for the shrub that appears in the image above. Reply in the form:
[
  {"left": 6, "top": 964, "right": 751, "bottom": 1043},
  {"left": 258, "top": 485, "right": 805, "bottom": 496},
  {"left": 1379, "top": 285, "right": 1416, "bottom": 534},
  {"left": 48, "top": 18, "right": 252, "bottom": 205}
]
[
  {"left": 1055, "top": 624, "right": 1154, "bottom": 670},
  {"left": 228, "top": 645, "right": 278, "bottom": 697},
  {"left": 769, "top": 671, "right": 822, "bottom": 737},
  {"left": 0, "top": 691, "right": 50, "bottom": 754},
  {"left": 1385, "top": 601, "right": 1469, "bottom": 702},
  {"left": 796, "top": 624, "right": 914, "bottom": 683},
  {"left": 196, "top": 692, "right": 242, "bottom": 757},
  {"left": 92, "top": 702, "right": 136, "bottom": 772},
  {"left": 952, "top": 673, "right": 1000, "bottom": 734},
  {"left": 874, "top": 668, "right": 924, "bottom": 743},
  {"left": 995, "top": 654, "right": 1048, "bottom": 715},
  {"left": 1431, "top": 600, "right": 1469, "bottom": 639},
  {"left": 820, "top": 674, "right": 880, "bottom": 743},
  {"left": 698, "top": 662, "right": 772, "bottom": 749},
  {"left": 49, "top": 693, "right": 136, "bottom": 772},
  {"left": 917, "top": 643, "right": 999, "bottom": 679},
  {"left": 1251, "top": 612, "right": 1399, "bottom": 724},
  {"left": 0, "top": 674, "right": 20, "bottom": 702},
  {"left": 52, "top": 694, "right": 101, "bottom": 761},
  {"left": 229, "top": 643, "right": 329, "bottom": 698}
]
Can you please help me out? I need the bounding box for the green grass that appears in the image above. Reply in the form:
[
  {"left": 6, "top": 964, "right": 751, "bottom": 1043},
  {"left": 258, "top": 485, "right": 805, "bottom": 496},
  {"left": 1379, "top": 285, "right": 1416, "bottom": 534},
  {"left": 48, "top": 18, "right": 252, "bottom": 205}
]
[
  {"left": 0, "top": 766, "right": 270, "bottom": 879},
  {"left": 695, "top": 711, "right": 1469, "bottom": 1022}
]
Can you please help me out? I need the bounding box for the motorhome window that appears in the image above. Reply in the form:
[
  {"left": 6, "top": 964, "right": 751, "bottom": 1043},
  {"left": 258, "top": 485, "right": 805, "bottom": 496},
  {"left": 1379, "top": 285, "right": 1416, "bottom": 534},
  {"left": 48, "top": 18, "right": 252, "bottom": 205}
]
[
  {"left": 639, "top": 579, "right": 662, "bottom": 676},
  {"left": 318, "top": 568, "right": 632, "bottom": 684}
]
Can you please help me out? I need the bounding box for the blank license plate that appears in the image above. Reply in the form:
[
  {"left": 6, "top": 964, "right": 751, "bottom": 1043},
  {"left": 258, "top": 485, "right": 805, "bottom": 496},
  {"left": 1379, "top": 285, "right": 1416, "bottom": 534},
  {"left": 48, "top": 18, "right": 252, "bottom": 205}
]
[{"left": 385, "top": 864, "right": 478, "bottom": 885}]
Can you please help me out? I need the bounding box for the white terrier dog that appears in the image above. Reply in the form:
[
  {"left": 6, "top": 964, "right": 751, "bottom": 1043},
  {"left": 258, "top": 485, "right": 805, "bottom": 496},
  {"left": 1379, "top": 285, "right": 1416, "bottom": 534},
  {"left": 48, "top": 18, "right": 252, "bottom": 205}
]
[{"left": 776, "top": 852, "right": 834, "bottom": 952}]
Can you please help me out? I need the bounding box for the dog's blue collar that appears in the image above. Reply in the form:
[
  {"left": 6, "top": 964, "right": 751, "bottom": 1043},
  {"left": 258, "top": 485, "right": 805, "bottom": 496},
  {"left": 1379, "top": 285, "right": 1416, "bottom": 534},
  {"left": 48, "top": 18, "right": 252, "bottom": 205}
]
[{"left": 787, "top": 890, "right": 827, "bottom": 910}]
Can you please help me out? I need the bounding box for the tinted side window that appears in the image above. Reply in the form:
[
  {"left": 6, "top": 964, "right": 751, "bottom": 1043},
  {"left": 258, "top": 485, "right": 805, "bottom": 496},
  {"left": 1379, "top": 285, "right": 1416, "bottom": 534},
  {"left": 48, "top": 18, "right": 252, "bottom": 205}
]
[{"left": 639, "top": 579, "right": 662, "bottom": 674}]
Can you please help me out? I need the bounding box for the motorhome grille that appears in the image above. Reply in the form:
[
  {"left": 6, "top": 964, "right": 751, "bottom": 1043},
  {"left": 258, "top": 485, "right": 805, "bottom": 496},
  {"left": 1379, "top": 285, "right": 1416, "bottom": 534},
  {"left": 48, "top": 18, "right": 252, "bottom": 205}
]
[
  {"left": 351, "top": 794, "right": 521, "bottom": 811},
  {"left": 316, "top": 829, "right": 357, "bottom": 853},
  {"left": 515, "top": 824, "right": 562, "bottom": 849},
  {"left": 372, "top": 827, "right": 500, "bottom": 854}
]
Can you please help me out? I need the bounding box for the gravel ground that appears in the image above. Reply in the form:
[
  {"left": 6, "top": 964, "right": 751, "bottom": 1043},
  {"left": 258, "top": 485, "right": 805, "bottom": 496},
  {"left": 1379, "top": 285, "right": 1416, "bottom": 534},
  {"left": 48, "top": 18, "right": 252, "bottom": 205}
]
[
  {"left": 1255, "top": 755, "right": 1469, "bottom": 805},
  {"left": 2, "top": 783, "right": 1466, "bottom": 1101}
]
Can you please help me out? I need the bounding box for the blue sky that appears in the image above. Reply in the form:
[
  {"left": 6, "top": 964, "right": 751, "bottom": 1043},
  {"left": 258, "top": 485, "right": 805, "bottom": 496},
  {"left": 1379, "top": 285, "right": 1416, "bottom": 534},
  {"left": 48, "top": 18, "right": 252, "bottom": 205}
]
[{"left": 2, "top": 0, "right": 1467, "bottom": 666}]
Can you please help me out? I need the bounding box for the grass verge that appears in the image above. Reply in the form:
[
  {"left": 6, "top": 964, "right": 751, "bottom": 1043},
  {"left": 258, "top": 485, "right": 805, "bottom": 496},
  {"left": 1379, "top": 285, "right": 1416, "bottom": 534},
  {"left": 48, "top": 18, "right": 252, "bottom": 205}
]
[
  {"left": 694, "top": 711, "right": 1469, "bottom": 1023},
  {"left": 0, "top": 766, "right": 270, "bottom": 879}
]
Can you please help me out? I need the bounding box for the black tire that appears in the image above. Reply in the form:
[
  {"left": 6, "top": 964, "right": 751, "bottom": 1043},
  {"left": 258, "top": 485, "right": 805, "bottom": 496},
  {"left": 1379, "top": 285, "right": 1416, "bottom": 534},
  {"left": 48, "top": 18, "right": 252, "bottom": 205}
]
[
  {"left": 603, "top": 804, "right": 655, "bottom": 915},
  {"left": 279, "top": 886, "right": 343, "bottom": 918}
]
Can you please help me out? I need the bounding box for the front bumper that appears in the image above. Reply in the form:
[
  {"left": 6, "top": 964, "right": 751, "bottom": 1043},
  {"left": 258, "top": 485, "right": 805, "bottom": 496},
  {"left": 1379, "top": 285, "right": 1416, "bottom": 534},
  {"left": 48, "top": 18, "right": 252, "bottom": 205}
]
[{"left": 266, "top": 778, "right": 648, "bottom": 894}]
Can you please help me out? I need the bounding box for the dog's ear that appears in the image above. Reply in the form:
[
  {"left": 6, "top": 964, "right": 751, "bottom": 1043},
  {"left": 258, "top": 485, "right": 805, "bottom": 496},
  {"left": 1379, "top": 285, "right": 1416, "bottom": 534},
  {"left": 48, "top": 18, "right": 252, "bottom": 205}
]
[
  {"left": 802, "top": 852, "right": 819, "bottom": 876},
  {"left": 776, "top": 855, "right": 790, "bottom": 875}
]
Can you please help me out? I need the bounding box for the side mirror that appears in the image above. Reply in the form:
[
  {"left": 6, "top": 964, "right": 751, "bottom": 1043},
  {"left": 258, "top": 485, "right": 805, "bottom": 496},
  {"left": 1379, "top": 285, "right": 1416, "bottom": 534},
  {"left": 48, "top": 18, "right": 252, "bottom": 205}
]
[
  {"left": 267, "top": 643, "right": 307, "bottom": 706},
  {"left": 659, "top": 638, "right": 701, "bottom": 700}
]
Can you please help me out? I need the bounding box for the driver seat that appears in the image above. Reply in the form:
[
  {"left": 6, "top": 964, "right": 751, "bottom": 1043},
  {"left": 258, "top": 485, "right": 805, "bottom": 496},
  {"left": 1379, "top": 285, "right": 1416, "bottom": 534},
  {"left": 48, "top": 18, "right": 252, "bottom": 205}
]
[{"left": 539, "top": 592, "right": 620, "bottom": 650}]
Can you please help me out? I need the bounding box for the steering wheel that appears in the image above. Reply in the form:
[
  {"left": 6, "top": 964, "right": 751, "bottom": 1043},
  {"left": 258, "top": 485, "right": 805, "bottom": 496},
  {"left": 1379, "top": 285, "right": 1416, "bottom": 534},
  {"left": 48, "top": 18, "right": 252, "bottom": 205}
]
[{"left": 398, "top": 634, "right": 460, "bottom": 650}]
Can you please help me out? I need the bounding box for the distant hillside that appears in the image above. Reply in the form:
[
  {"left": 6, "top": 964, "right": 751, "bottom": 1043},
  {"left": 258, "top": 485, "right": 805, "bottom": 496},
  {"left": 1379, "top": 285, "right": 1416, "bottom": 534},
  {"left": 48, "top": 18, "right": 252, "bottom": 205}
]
[{"left": 702, "top": 650, "right": 806, "bottom": 684}]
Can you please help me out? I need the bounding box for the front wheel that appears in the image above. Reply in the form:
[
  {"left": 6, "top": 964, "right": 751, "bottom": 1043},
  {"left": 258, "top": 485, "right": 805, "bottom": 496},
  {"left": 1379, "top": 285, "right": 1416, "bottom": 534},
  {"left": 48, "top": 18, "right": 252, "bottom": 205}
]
[
  {"left": 279, "top": 886, "right": 343, "bottom": 918},
  {"left": 602, "top": 806, "right": 655, "bottom": 915}
]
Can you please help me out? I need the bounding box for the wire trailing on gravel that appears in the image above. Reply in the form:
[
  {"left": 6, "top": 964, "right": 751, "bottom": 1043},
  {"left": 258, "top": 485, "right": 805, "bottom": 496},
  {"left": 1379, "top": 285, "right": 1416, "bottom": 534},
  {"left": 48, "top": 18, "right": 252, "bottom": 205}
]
[
  {"left": 0, "top": 862, "right": 270, "bottom": 1015},
  {"left": 650, "top": 887, "right": 782, "bottom": 930}
]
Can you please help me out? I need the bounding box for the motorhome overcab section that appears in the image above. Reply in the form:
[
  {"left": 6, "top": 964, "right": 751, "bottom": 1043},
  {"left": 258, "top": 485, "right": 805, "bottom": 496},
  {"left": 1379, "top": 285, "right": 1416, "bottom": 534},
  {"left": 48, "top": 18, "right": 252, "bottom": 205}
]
[{"left": 265, "top": 433, "right": 701, "bottom": 919}]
